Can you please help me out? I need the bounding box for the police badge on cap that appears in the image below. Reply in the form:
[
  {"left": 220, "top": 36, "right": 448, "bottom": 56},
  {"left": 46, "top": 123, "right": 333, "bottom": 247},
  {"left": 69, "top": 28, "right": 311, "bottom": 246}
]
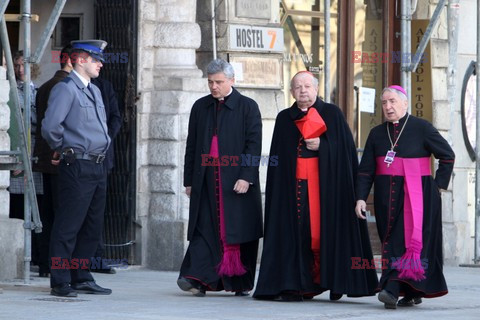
[{"left": 70, "top": 39, "right": 108, "bottom": 62}]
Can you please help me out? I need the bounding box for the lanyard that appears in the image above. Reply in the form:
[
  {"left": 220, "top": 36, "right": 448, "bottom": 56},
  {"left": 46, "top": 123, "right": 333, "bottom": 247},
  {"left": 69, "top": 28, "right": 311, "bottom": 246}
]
[{"left": 387, "top": 113, "right": 410, "bottom": 151}]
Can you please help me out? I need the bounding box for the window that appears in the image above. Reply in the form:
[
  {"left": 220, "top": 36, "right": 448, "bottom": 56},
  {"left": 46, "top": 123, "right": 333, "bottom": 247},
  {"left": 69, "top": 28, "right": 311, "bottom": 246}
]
[{"left": 52, "top": 15, "right": 83, "bottom": 49}]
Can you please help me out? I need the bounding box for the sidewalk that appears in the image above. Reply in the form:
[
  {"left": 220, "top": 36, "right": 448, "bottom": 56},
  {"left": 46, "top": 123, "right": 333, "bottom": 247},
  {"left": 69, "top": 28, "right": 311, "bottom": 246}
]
[{"left": 0, "top": 266, "right": 479, "bottom": 320}]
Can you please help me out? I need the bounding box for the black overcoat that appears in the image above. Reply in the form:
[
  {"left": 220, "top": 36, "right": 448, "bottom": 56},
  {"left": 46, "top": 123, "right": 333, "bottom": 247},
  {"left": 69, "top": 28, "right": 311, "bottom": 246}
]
[
  {"left": 34, "top": 70, "right": 69, "bottom": 174},
  {"left": 356, "top": 114, "right": 455, "bottom": 297},
  {"left": 184, "top": 88, "right": 263, "bottom": 244},
  {"left": 254, "top": 98, "right": 378, "bottom": 298},
  {"left": 92, "top": 77, "right": 122, "bottom": 171}
]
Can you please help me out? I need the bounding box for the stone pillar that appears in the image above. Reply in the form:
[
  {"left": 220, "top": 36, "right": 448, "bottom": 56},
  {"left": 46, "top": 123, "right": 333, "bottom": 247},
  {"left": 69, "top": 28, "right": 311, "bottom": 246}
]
[
  {"left": 415, "top": 1, "right": 471, "bottom": 265},
  {"left": 0, "top": 66, "right": 24, "bottom": 280},
  {"left": 137, "top": 0, "right": 207, "bottom": 270}
]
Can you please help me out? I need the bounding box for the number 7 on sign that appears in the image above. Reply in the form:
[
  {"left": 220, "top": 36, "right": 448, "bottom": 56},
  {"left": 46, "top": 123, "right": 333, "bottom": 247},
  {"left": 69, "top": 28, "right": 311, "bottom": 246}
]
[{"left": 268, "top": 30, "right": 276, "bottom": 49}]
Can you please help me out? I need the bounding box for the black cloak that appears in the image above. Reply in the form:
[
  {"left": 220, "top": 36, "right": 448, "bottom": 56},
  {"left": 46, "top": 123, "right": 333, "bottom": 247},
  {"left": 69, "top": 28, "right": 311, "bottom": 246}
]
[
  {"left": 254, "top": 98, "right": 378, "bottom": 298},
  {"left": 181, "top": 88, "right": 263, "bottom": 292}
]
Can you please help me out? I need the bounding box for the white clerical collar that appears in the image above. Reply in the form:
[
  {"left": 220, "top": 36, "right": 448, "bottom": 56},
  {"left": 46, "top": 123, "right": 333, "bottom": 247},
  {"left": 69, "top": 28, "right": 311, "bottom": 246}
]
[
  {"left": 219, "top": 88, "right": 233, "bottom": 101},
  {"left": 392, "top": 112, "right": 409, "bottom": 124},
  {"left": 72, "top": 69, "right": 90, "bottom": 87}
]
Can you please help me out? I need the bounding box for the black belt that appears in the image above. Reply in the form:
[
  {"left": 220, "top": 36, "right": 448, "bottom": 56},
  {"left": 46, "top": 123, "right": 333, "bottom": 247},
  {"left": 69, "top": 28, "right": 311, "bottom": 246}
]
[
  {"left": 75, "top": 153, "right": 105, "bottom": 163},
  {"left": 61, "top": 150, "right": 106, "bottom": 164}
]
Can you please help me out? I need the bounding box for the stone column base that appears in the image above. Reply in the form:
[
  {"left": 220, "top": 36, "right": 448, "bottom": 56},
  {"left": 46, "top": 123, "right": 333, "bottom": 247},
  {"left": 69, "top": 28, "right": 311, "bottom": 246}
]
[{"left": 0, "top": 217, "right": 24, "bottom": 280}]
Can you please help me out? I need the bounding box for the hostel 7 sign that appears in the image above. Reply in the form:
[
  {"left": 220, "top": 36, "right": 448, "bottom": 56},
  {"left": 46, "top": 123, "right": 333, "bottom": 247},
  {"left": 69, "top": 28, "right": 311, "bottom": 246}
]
[{"left": 229, "top": 24, "right": 284, "bottom": 53}]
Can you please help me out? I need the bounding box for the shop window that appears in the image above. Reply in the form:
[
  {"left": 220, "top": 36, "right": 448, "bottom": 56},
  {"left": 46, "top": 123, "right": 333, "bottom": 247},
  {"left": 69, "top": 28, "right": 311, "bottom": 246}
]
[{"left": 280, "top": 0, "right": 338, "bottom": 108}]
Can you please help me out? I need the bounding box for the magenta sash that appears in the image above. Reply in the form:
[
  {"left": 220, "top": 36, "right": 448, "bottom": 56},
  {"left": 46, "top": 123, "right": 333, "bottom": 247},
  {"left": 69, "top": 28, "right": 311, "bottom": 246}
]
[
  {"left": 376, "top": 157, "right": 431, "bottom": 281},
  {"left": 210, "top": 135, "right": 246, "bottom": 277}
]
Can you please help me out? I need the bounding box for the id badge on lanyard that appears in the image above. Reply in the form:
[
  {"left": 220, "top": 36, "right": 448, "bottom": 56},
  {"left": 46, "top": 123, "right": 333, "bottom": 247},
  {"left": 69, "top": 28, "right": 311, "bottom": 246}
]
[{"left": 384, "top": 150, "right": 396, "bottom": 167}]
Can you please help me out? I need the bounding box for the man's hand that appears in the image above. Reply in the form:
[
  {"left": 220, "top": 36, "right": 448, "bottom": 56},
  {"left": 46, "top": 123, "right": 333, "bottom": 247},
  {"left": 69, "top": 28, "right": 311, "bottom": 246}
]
[
  {"left": 51, "top": 151, "right": 60, "bottom": 166},
  {"left": 185, "top": 186, "right": 192, "bottom": 198},
  {"left": 304, "top": 137, "right": 320, "bottom": 151},
  {"left": 233, "top": 179, "right": 250, "bottom": 194},
  {"left": 12, "top": 169, "right": 23, "bottom": 176},
  {"left": 355, "top": 200, "right": 367, "bottom": 219}
]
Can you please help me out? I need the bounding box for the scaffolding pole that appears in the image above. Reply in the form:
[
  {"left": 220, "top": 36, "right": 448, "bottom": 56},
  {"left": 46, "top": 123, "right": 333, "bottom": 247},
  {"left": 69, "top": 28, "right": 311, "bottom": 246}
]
[
  {"left": 401, "top": 0, "right": 412, "bottom": 110},
  {"left": 211, "top": 0, "right": 217, "bottom": 60},
  {"left": 0, "top": 1, "right": 9, "bottom": 19},
  {"left": 408, "top": 0, "right": 448, "bottom": 73},
  {"left": 324, "top": 0, "right": 330, "bottom": 103},
  {"left": 31, "top": 0, "right": 67, "bottom": 64},
  {"left": 22, "top": 0, "right": 33, "bottom": 285}
]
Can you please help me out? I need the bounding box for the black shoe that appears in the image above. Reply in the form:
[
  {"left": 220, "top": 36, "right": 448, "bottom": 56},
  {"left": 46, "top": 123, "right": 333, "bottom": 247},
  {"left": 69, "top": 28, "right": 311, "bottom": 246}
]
[
  {"left": 398, "top": 296, "right": 422, "bottom": 307},
  {"left": 378, "top": 289, "right": 398, "bottom": 309},
  {"left": 91, "top": 267, "right": 116, "bottom": 274},
  {"left": 51, "top": 283, "right": 77, "bottom": 297},
  {"left": 71, "top": 281, "right": 112, "bottom": 295},
  {"left": 329, "top": 292, "right": 343, "bottom": 301},
  {"left": 274, "top": 292, "right": 303, "bottom": 302},
  {"left": 177, "top": 277, "right": 206, "bottom": 297},
  {"left": 234, "top": 291, "right": 250, "bottom": 296}
]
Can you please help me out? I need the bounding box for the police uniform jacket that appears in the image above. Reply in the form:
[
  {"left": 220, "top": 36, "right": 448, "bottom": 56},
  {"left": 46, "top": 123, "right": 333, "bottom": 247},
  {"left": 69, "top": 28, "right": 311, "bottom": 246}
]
[{"left": 42, "top": 71, "right": 110, "bottom": 155}]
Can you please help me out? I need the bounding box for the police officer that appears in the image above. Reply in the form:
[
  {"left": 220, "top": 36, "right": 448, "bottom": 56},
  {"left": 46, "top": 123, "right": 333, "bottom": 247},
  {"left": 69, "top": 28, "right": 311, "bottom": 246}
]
[{"left": 42, "top": 39, "right": 111, "bottom": 297}]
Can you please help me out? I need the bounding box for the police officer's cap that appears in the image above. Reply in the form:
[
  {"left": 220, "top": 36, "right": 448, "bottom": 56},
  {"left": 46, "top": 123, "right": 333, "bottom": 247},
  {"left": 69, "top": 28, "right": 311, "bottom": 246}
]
[{"left": 70, "top": 39, "right": 107, "bottom": 62}]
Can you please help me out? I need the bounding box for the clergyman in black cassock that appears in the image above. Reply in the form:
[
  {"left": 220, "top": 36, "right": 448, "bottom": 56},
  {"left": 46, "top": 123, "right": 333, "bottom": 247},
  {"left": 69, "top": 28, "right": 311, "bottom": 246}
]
[
  {"left": 254, "top": 71, "right": 378, "bottom": 301},
  {"left": 355, "top": 85, "right": 455, "bottom": 309},
  {"left": 178, "top": 59, "right": 263, "bottom": 297}
]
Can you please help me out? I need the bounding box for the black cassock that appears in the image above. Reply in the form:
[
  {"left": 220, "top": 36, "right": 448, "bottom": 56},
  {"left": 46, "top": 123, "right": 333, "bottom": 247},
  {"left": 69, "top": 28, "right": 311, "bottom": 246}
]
[
  {"left": 254, "top": 98, "right": 378, "bottom": 298},
  {"left": 180, "top": 88, "right": 263, "bottom": 292},
  {"left": 356, "top": 113, "right": 455, "bottom": 298}
]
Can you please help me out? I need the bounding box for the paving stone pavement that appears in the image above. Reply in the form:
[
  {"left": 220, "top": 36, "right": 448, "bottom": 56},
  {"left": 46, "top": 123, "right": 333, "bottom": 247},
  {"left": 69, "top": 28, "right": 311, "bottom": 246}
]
[{"left": 0, "top": 266, "right": 479, "bottom": 320}]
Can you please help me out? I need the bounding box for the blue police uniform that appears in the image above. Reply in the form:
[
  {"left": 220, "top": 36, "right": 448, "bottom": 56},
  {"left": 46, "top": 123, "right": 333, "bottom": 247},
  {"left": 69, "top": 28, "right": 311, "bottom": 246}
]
[{"left": 41, "top": 40, "right": 112, "bottom": 296}]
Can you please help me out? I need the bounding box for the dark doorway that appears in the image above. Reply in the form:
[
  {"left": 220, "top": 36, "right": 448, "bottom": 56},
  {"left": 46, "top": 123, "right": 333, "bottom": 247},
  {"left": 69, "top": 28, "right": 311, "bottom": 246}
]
[
  {"left": 94, "top": 0, "right": 138, "bottom": 263},
  {"left": 5, "top": 0, "right": 21, "bottom": 53}
]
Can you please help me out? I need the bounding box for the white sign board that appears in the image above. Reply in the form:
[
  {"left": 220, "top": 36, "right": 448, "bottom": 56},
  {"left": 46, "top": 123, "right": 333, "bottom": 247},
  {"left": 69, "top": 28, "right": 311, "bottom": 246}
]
[
  {"left": 229, "top": 55, "right": 282, "bottom": 89},
  {"left": 229, "top": 25, "right": 284, "bottom": 53},
  {"left": 359, "top": 87, "right": 376, "bottom": 113}
]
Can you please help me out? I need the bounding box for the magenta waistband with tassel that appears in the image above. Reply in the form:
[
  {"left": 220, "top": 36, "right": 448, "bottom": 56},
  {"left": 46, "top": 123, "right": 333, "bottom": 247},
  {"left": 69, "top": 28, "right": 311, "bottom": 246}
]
[
  {"left": 210, "top": 135, "right": 246, "bottom": 277},
  {"left": 376, "top": 157, "right": 430, "bottom": 281}
]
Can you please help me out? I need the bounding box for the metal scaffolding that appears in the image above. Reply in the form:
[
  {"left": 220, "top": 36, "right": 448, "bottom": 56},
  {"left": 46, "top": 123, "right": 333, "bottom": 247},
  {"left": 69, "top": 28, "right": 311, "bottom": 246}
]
[{"left": 0, "top": 0, "right": 67, "bottom": 284}]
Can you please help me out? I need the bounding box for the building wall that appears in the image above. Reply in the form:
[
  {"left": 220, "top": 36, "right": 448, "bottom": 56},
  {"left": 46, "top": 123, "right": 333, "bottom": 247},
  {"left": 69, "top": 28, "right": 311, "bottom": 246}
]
[
  {"left": 136, "top": 0, "right": 205, "bottom": 270},
  {"left": 137, "top": 0, "right": 284, "bottom": 270},
  {"left": 139, "top": 0, "right": 472, "bottom": 270},
  {"left": 2, "top": 0, "right": 473, "bottom": 278},
  {"left": 0, "top": 66, "right": 24, "bottom": 280},
  {"left": 414, "top": 0, "right": 475, "bottom": 265},
  {"left": 450, "top": 0, "right": 476, "bottom": 265}
]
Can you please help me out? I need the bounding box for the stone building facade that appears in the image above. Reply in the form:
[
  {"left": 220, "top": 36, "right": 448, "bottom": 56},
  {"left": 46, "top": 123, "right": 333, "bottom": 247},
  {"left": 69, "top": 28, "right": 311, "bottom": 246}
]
[
  {"left": 136, "top": 0, "right": 284, "bottom": 270},
  {"left": 0, "top": 0, "right": 477, "bottom": 279},
  {"left": 0, "top": 66, "right": 24, "bottom": 280}
]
